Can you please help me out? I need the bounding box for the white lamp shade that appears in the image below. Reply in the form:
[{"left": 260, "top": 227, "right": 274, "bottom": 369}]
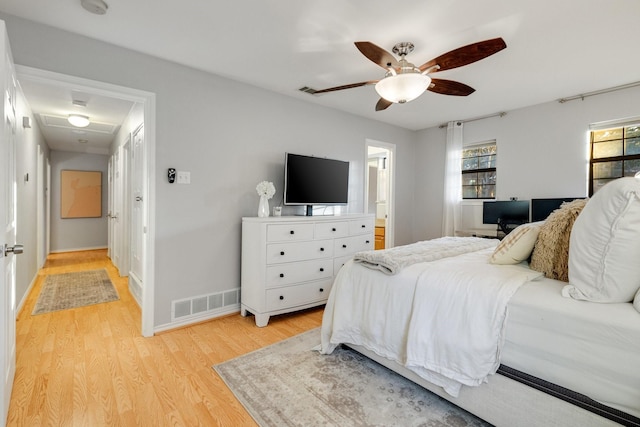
[
  {"left": 375, "top": 73, "right": 431, "bottom": 103},
  {"left": 68, "top": 114, "right": 90, "bottom": 128}
]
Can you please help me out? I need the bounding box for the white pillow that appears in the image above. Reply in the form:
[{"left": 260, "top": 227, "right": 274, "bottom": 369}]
[
  {"left": 490, "top": 222, "right": 543, "bottom": 265},
  {"left": 564, "top": 176, "right": 640, "bottom": 302}
]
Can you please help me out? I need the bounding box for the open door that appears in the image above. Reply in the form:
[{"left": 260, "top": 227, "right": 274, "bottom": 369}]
[
  {"left": 0, "top": 20, "right": 19, "bottom": 425},
  {"left": 365, "top": 139, "right": 395, "bottom": 249}
]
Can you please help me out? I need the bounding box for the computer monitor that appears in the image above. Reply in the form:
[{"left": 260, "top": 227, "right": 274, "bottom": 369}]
[
  {"left": 531, "top": 198, "right": 584, "bottom": 222},
  {"left": 483, "top": 200, "right": 530, "bottom": 234}
]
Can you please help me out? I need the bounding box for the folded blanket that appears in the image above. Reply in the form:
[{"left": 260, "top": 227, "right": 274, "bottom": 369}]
[{"left": 353, "top": 236, "right": 498, "bottom": 275}]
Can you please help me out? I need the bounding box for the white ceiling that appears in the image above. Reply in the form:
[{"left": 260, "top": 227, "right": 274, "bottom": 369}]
[{"left": 3, "top": 0, "right": 640, "bottom": 153}]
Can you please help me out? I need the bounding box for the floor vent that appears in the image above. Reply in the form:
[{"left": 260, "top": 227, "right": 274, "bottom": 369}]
[{"left": 171, "top": 288, "right": 241, "bottom": 321}]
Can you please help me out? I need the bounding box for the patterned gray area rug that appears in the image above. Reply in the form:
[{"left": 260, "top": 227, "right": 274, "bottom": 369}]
[
  {"left": 214, "top": 328, "right": 490, "bottom": 427},
  {"left": 32, "top": 269, "right": 119, "bottom": 315}
]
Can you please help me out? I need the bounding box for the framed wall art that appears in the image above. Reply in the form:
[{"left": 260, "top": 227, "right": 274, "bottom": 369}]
[{"left": 60, "top": 170, "right": 102, "bottom": 218}]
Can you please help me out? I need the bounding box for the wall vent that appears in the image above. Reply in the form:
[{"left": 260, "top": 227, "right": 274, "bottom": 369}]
[
  {"left": 171, "top": 287, "right": 241, "bottom": 321},
  {"left": 298, "top": 86, "right": 318, "bottom": 95}
]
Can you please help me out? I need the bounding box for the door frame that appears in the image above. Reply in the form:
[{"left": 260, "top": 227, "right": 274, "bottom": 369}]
[
  {"left": 365, "top": 138, "right": 396, "bottom": 249},
  {"left": 15, "top": 65, "right": 157, "bottom": 337}
]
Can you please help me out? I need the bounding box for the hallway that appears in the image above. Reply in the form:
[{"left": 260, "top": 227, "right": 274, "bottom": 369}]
[{"left": 8, "top": 250, "right": 322, "bottom": 426}]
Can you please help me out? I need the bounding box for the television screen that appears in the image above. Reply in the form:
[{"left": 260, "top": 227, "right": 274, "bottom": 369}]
[
  {"left": 284, "top": 153, "right": 349, "bottom": 207},
  {"left": 482, "top": 200, "right": 530, "bottom": 225},
  {"left": 531, "top": 198, "right": 583, "bottom": 222}
]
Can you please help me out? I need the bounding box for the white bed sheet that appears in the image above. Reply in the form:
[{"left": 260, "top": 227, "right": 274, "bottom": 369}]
[{"left": 502, "top": 277, "right": 640, "bottom": 418}]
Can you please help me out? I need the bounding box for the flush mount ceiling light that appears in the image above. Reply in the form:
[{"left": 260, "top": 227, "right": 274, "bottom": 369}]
[
  {"left": 68, "top": 114, "right": 90, "bottom": 128},
  {"left": 81, "top": 0, "right": 108, "bottom": 15}
]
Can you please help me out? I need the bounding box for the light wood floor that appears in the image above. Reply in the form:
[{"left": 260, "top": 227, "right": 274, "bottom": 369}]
[{"left": 7, "top": 249, "right": 323, "bottom": 426}]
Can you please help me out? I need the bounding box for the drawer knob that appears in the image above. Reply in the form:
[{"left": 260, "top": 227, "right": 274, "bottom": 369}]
[
  {"left": 320, "top": 247, "right": 325, "bottom": 251},
  {"left": 280, "top": 251, "right": 285, "bottom": 256},
  {"left": 332, "top": 227, "right": 336, "bottom": 231},
  {"left": 279, "top": 273, "right": 284, "bottom": 278},
  {"left": 279, "top": 295, "right": 284, "bottom": 300},
  {"left": 290, "top": 230, "right": 295, "bottom": 234},
  {"left": 319, "top": 268, "right": 324, "bottom": 272},
  {"left": 361, "top": 224, "right": 366, "bottom": 228},
  {"left": 319, "top": 288, "right": 324, "bottom": 293},
  {"left": 366, "top": 240, "right": 370, "bottom": 244},
  {"left": 342, "top": 244, "right": 347, "bottom": 248}
]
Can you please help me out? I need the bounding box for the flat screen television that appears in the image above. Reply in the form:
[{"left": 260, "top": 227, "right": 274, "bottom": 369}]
[
  {"left": 482, "top": 200, "right": 530, "bottom": 234},
  {"left": 284, "top": 153, "right": 349, "bottom": 216}
]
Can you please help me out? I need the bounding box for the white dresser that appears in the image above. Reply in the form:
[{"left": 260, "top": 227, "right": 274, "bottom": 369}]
[{"left": 241, "top": 214, "right": 375, "bottom": 326}]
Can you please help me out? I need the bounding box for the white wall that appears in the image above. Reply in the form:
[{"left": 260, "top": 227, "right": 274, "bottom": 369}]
[
  {"left": 415, "top": 85, "right": 640, "bottom": 240},
  {"left": 49, "top": 151, "right": 109, "bottom": 252},
  {"left": 15, "top": 86, "right": 49, "bottom": 309},
  {"left": 1, "top": 13, "right": 418, "bottom": 328}
]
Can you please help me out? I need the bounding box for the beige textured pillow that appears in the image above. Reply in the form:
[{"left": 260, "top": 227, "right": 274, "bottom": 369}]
[
  {"left": 490, "top": 222, "right": 543, "bottom": 265},
  {"left": 530, "top": 199, "right": 588, "bottom": 282}
]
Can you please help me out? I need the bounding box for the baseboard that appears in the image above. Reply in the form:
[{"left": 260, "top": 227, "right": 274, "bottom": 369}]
[
  {"left": 154, "top": 305, "right": 240, "bottom": 334},
  {"left": 50, "top": 246, "right": 107, "bottom": 253},
  {"left": 16, "top": 272, "right": 39, "bottom": 317}
]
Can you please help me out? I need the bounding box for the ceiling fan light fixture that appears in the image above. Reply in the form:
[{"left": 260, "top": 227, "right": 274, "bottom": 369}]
[
  {"left": 68, "top": 114, "right": 90, "bottom": 128},
  {"left": 375, "top": 73, "right": 431, "bottom": 104}
]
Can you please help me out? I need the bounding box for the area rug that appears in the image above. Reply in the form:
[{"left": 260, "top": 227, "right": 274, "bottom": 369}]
[
  {"left": 213, "top": 328, "right": 490, "bottom": 427},
  {"left": 32, "top": 269, "right": 119, "bottom": 315}
]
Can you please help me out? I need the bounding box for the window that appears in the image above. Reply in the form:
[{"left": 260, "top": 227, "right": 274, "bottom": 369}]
[
  {"left": 462, "top": 141, "right": 497, "bottom": 199},
  {"left": 590, "top": 124, "right": 640, "bottom": 195}
]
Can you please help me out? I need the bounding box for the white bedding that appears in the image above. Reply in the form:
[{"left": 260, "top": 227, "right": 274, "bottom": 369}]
[
  {"left": 321, "top": 245, "right": 542, "bottom": 397},
  {"left": 320, "top": 239, "right": 640, "bottom": 418},
  {"left": 503, "top": 277, "right": 640, "bottom": 418}
]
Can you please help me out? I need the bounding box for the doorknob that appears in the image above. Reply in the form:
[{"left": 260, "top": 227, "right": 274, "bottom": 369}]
[
  {"left": 135, "top": 196, "right": 143, "bottom": 202},
  {"left": 4, "top": 244, "right": 24, "bottom": 256}
]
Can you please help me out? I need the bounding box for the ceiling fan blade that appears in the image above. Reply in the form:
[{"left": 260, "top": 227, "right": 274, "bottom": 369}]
[
  {"left": 427, "top": 79, "right": 475, "bottom": 96},
  {"left": 313, "top": 81, "right": 377, "bottom": 94},
  {"left": 355, "top": 41, "right": 400, "bottom": 69},
  {"left": 419, "top": 37, "right": 507, "bottom": 73},
  {"left": 375, "top": 98, "right": 393, "bottom": 111}
]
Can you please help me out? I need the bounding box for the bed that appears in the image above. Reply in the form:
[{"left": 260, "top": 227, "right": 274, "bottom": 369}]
[{"left": 320, "top": 177, "right": 640, "bottom": 427}]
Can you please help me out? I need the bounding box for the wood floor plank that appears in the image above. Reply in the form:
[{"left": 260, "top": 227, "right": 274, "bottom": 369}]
[{"left": 7, "top": 249, "right": 323, "bottom": 426}]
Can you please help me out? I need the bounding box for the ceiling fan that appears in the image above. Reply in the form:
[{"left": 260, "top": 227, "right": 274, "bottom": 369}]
[{"left": 312, "top": 37, "right": 507, "bottom": 111}]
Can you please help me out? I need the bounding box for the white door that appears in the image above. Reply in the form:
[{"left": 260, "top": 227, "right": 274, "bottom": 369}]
[
  {"left": 107, "top": 156, "right": 113, "bottom": 258},
  {"left": 121, "top": 137, "right": 131, "bottom": 276},
  {"left": 130, "top": 124, "right": 144, "bottom": 283},
  {"left": 112, "top": 149, "right": 121, "bottom": 272},
  {"left": 0, "top": 21, "right": 18, "bottom": 426}
]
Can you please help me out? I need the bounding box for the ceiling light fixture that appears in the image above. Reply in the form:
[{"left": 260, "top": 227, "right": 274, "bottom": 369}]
[
  {"left": 374, "top": 42, "right": 431, "bottom": 104},
  {"left": 68, "top": 114, "right": 90, "bottom": 128},
  {"left": 81, "top": 0, "right": 108, "bottom": 15}
]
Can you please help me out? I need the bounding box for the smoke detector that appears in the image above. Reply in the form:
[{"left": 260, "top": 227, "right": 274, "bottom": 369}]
[{"left": 81, "top": 0, "right": 108, "bottom": 15}]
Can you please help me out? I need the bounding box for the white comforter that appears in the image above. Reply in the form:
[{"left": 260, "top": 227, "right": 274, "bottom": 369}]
[{"left": 321, "top": 243, "right": 543, "bottom": 397}]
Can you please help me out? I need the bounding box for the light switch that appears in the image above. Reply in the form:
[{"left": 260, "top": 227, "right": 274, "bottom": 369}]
[{"left": 177, "top": 171, "right": 191, "bottom": 184}]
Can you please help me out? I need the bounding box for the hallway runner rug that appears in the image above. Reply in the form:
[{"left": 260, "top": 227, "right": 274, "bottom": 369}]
[
  {"left": 32, "top": 269, "right": 119, "bottom": 315},
  {"left": 213, "top": 328, "right": 490, "bottom": 427}
]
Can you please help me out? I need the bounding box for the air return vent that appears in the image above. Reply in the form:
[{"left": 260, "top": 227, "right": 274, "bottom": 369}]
[
  {"left": 298, "top": 86, "right": 318, "bottom": 95},
  {"left": 171, "top": 288, "right": 241, "bottom": 321}
]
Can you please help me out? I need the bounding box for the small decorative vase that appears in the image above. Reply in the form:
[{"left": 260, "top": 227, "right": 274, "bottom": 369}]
[{"left": 258, "top": 195, "right": 270, "bottom": 217}]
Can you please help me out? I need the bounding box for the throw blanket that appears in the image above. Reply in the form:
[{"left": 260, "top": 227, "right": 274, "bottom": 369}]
[
  {"left": 353, "top": 236, "right": 498, "bottom": 275},
  {"left": 404, "top": 255, "right": 543, "bottom": 396}
]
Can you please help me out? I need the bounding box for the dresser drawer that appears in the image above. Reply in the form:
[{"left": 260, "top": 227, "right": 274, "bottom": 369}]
[
  {"left": 266, "top": 239, "right": 334, "bottom": 264},
  {"left": 266, "top": 259, "right": 333, "bottom": 287},
  {"left": 349, "top": 217, "right": 375, "bottom": 235},
  {"left": 334, "top": 235, "right": 374, "bottom": 257},
  {"left": 266, "top": 279, "right": 333, "bottom": 311},
  {"left": 314, "top": 221, "right": 349, "bottom": 239},
  {"left": 334, "top": 255, "right": 353, "bottom": 273},
  {"left": 267, "top": 223, "right": 314, "bottom": 242}
]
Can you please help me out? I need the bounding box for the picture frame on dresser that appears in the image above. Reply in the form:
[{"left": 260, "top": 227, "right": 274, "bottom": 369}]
[{"left": 240, "top": 214, "right": 375, "bottom": 326}]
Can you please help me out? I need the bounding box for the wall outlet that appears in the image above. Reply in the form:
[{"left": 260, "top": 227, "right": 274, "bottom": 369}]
[{"left": 177, "top": 171, "right": 191, "bottom": 184}]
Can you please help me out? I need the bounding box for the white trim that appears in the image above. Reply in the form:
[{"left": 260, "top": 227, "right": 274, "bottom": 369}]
[
  {"left": 15, "top": 65, "right": 157, "bottom": 337},
  {"left": 49, "top": 246, "right": 108, "bottom": 253},
  {"left": 589, "top": 116, "right": 640, "bottom": 131},
  {"left": 154, "top": 307, "right": 240, "bottom": 334}
]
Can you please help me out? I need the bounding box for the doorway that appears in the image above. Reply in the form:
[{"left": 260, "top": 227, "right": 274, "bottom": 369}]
[
  {"left": 15, "top": 65, "right": 156, "bottom": 337},
  {"left": 365, "top": 139, "right": 395, "bottom": 249}
]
